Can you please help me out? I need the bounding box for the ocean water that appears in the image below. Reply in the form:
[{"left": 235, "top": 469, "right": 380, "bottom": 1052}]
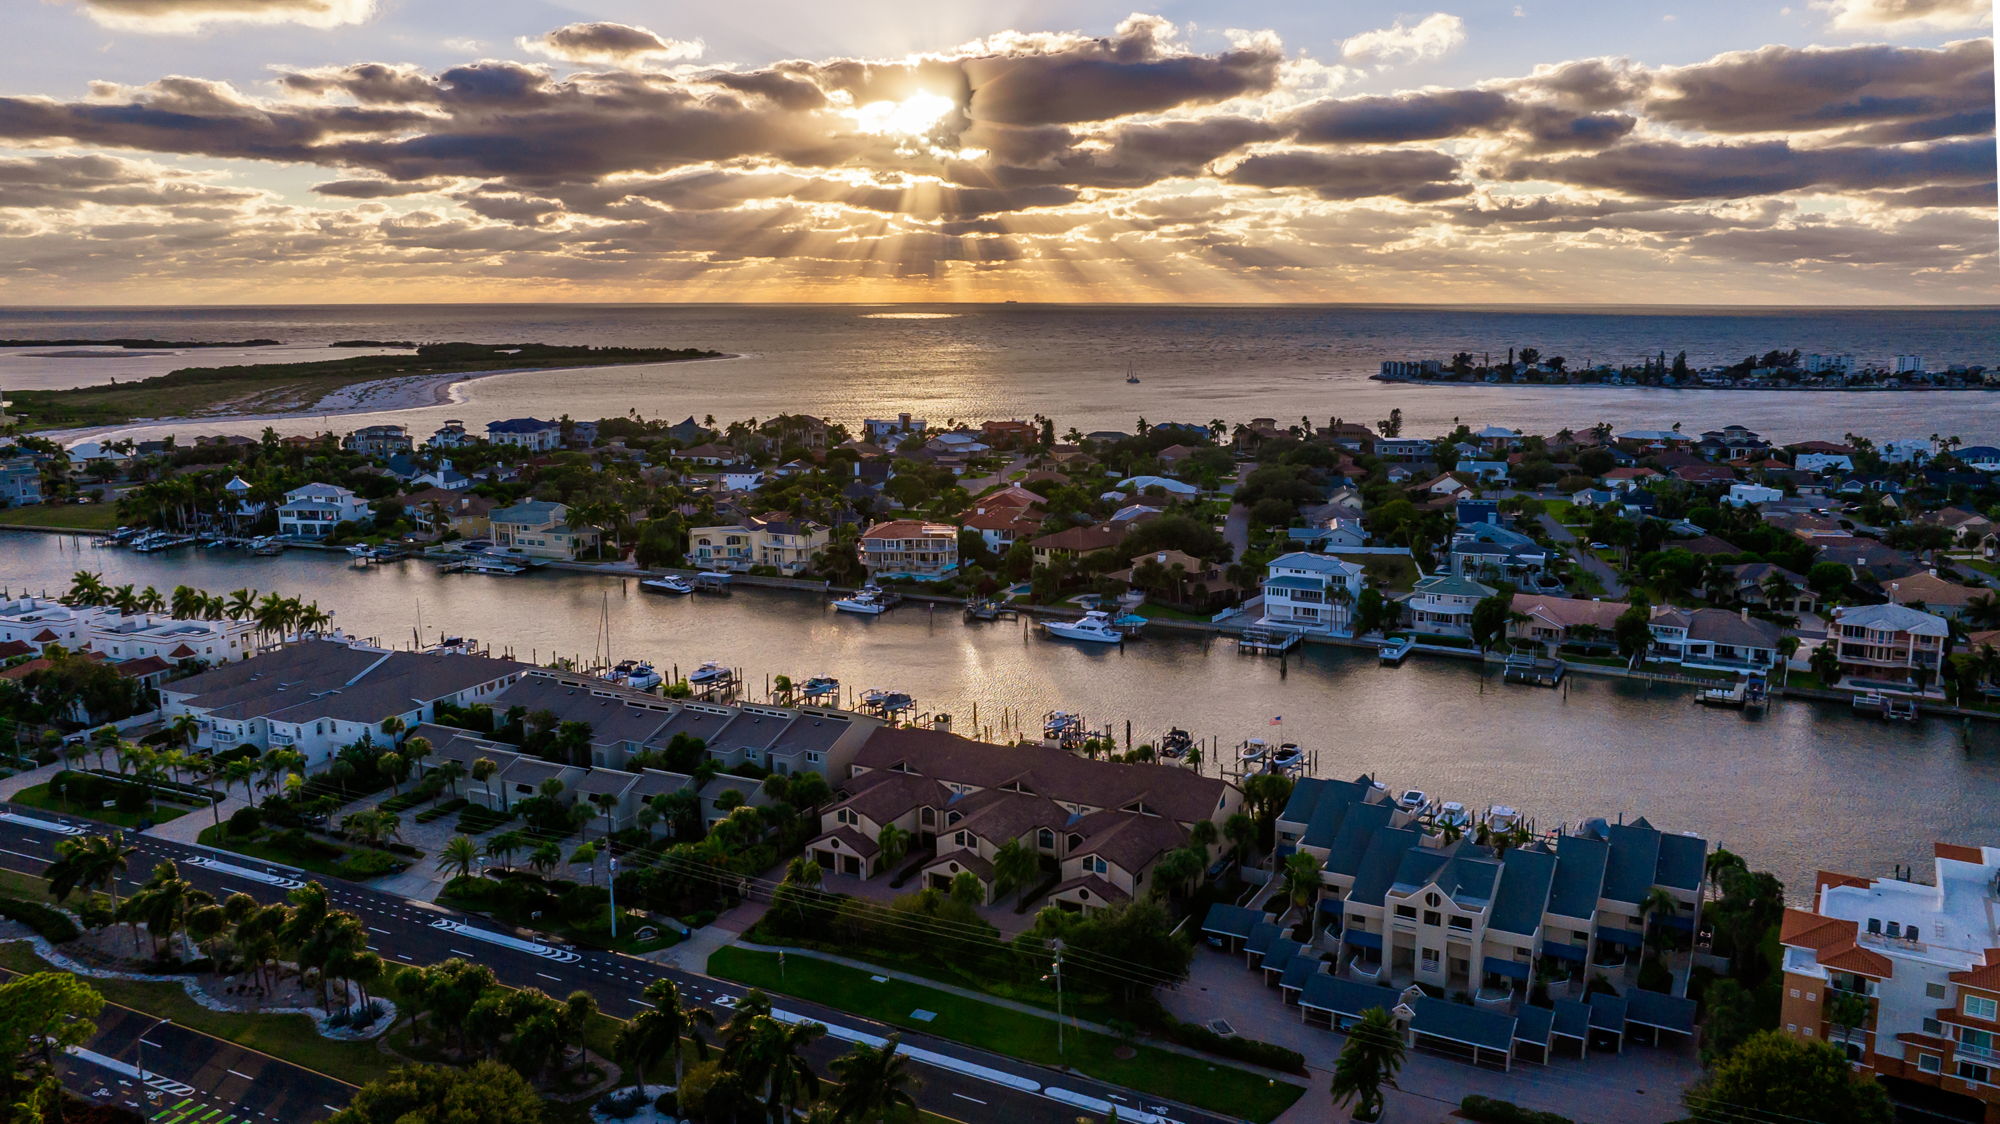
[{"left": 2, "top": 303, "right": 1996, "bottom": 443}]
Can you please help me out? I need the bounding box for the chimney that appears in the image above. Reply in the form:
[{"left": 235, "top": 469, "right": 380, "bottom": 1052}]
[
  {"left": 1740, "top": 607, "right": 1750, "bottom": 622},
  {"left": 899, "top": 412, "right": 911, "bottom": 428}
]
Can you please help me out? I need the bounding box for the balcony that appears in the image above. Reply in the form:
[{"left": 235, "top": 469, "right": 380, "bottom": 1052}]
[{"left": 1957, "top": 1038, "right": 2000, "bottom": 1065}]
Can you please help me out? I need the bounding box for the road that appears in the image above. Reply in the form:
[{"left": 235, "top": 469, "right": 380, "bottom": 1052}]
[
  {"left": 0, "top": 805, "right": 1251, "bottom": 1124},
  {"left": 1536, "top": 513, "right": 1627, "bottom": 597}
]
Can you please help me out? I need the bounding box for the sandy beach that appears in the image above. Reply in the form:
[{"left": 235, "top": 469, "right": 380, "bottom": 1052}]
[{"left": 41, "top": 353, "right": 743, "bottom": 446}]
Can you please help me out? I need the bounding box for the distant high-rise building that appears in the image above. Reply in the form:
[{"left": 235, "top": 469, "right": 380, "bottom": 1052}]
[{"left": 1894, "top": 354, "right": 1925, "bottom": 374}]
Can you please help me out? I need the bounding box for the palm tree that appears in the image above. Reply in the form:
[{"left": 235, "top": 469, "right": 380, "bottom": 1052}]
[
  {"left": 1223, "top": 811, "right": 1258, "bottom": 861},
  {"left": 992, "top": 839, "right": 1040, "bottom": 901},
  {"left": 1641, "top": 886, "right": 1681, "bottom": 954},
  {"left": 783, "top": 855, "right": 823, "bottom": 888},
  {"left": 485, "top": 830, "right": 524, "bottom": 871},
  {"left": 826, "top": 1034, "right": 920, "bottom": 1123},
  {"left": 1151, "top": 847, "right": 1203, "bottom": 902},
  {"left": 529, "top": 842, "right": 562, "bottom": 879},
  {"left": 1330, "top": 1007, "right": 1405, "bottom": 1121},
  {"left": 437, "top": 835, "right": 480, "bottom": 881},
  {"left": 1188, "top": 818, "right": 1218, "bottom": 864},
  {"left": 1283, "top": 850, "right": 1321, "bottom": 924},
  {"left": 224, "top": 588, "right": 258, "bottom": 619},
  {"left": 472, "top": 756, "right": 499, "bottom": 808},
  {"left": 46, "top": 833, "right": 135, "bottom": 915},
  {"left": 875, "top": 824, "right": 911, "bottom": 872},
  {"left": 637, "top": 977, "right": 713, "bottom": 1087}
]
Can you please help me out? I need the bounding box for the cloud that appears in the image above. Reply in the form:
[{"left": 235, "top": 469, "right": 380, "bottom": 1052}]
[
  {"left": 523, "top": 22, "right": 705, "bottom": 65},
  {"left": 1223, "top": 149, "right": 1467, "bottom": 201},
  {"left": 311, "top": 177, "right": 445, "bottom": 198},
  {"left": 61, "top": 0, "right": 375, "bottom": 33},
  {"left": 1644, "top": 40, "right": 1994, "bottom": 138},
  {"left": 1504, "top": 137, "right": 1995, "bottom": 199},
  {"left": 1816, "top": 0, "right": 1991, "bottom": 32},
  {"left": 1340, "top": 13, "right": 1467, "bottom": 66}
]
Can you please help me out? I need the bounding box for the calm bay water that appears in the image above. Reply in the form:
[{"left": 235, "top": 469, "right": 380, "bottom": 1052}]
[
  {"left": 2, "top": 304, "right": 1998, "bottom": 445},
  {"left": 5, "top": 533, "right": 1994, "bottom": 898}
]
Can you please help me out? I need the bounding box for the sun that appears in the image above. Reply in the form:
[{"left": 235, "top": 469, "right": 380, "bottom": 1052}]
[{"left": 848, "top": 91, "right": 958, "bottom": 138}]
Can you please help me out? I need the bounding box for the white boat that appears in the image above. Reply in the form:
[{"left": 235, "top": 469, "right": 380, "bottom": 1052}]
[
  {"left": 1238, "top": 738, "right": 1268, "bottom": 763},
  {"left": 344, "top": 544, "right": 373, "bottom": 556},
  {"left": 800, "top": 676, "right": 840, "bottom": 700},
  {"left": 611, "top": 660, "right": 663, "bottom": 691},
  {"left": 460, "top": 558, "right": 526, "bottom": 576},
  {"left": 833, "top": 586, "right": 891, "bottom": 615},
  {"left": 1270, "top": 743, "right": 1304, "bottom": 771},
  {"left": 1042, "top": 610, "right": 1124, "bottom": 643},
  {"left": 1436, "top": 802, "right": 1472, "bottom": 830},
  {"left": 1378, "top": 635, "right": 1414, "bottom": 665},
  {"left": 1397, "top": 789, "right": 1430, "bottom": 815},
  {"left": 1488, "top": 805, "right": 1521, "bottom": 832},
  {"left": 688, "top": 661, "right": 732, "bottom": 685},
  {"left": 640, "top": 576, "right": 694, "bottom": 595}
]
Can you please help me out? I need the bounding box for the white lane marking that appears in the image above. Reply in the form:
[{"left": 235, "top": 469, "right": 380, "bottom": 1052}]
[
  {"left": 181, "top": 857, "right": 303, "bottom": 889},
  {"left": 368, "top": 927, "right": 389, "bottom": 935},
  {"left": 629, "top": 998, "right": 654, "bottom": 1007},
  {"left": 450, "top": 948, "right": 478, "bottom": 958},
  {"left": 428, "top": 919, "right": 580, "bottom": 963},
  {"left": 536, "top": 972, "right": 559, "bottom": 981},
  {"left": 64, "top": 1048, "right": 195, "bottom": 1097},
  {"left": 227, "top": 1070, "right": 253, "bottom": 1080},
  {"left": 952, "top": 1094, "right": 986, "bottom": 1105},
  {"left": 0, "top": 812, "right": 83, "bottom": 835}
]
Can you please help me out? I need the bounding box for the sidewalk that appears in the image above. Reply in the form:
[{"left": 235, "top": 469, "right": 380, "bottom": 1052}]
[
  {"left": 144, "top": 796, "right": 246, "bottom": 845},
  {"left": 0, "top": 761, "right": 63, "bottom": 800}
]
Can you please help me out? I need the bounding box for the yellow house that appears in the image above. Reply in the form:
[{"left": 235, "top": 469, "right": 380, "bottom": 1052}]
[{"left": 490, "top": 500, "right": 600, "bottom": 560}]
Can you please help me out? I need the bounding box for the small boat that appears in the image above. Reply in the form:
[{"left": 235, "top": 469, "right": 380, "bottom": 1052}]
[
  {"left": 1124, "top": 361, "right": 1140, "bottom": 384},
  {"left": 640, "top": 575, "right": 694, "bottom": 595},
  {"left": 250, "top": 538, "right": 285, "bottom": 556},
  {"left": 344, "top": 544, "right": 373, "bottom": 556},
  {"left": 1396, "top": 789, "right": 1430, "bottom": 815},
  {"left": 1487, "top": 805, "right": 1521, "bottom": 832},
  {"left": 833, "top": 586, "right": 891, "bottom": 615},
  {"left": 1886, "top": 698, "right": 1918, "bottom": 721},
  {"left": 801, "top": 676, "right": 840, "bottom": 700},
  {"left": 688, "top": 662, "right": 732, "bottom": 686},
  {"left": 1269, "top": 743, "right": 1304, "bottom": 771},
  {"left": 1160, "top": 728, "right": 1194, "bottom": 758},
  {"left": 1044, "top": 711, "right": 1084, "bottom": 739},
  {"left": 1378, "top": 635, "right": 1414, "bottom": 665},
  {"left": 1043, "top": 610, "right": 1125, "bottom": 644},
  {"left": 611, "top": 660, "right": 663, "bottom": 691},
  {"left": 1697, "top": 681, "right": 1751, "bottom": 708},
  {"left": 1436, "top": 802, "right": 1472, "bottom": 831},
  {"left": 1238, "top": 738, "right": 1268, "bottom": 763},
  {"left": 459, "top": 558, "right": 526, "bottom": 576},
  {"left": 863, "top": 689, "right": 914, "bottom": 713}
]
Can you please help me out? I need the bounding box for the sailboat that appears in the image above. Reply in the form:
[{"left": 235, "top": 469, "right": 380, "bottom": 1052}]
[{"left": 1124, "top": 361, "right": 1141, "bottom": 384}]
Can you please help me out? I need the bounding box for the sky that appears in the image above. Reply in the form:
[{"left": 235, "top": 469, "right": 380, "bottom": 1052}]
[{"left": 0, "top": 0, "right": 1994, "bottom": 304}]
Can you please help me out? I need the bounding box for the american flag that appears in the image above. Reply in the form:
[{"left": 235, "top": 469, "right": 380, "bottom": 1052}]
[{"left": 1269, "top": 716, "right": 1282, "bottom": 725}]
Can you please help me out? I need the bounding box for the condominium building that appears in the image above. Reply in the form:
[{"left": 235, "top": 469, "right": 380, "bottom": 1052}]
[
  {"left": 0, "top": 596, "right": 263, "bottom": 665},
  {"left": 1779, "top": 844, "right": 2000, "bottom": 1123},
  {"left": 342, "top": 424, "right": 412, "bottom": 458},
  {"left": 859, "top": 520, "right": 958, "bottom": 580}
]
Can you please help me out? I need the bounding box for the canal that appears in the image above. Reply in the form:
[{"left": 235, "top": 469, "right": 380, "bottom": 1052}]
[{"left": 6, "top": 531, "right": 1994, "bottom": 898}]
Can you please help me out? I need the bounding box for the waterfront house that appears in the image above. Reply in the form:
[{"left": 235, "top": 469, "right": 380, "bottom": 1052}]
[
  {"left": 1716, "top": 562, "right": 1816, "bottom": 614},
  {"left": 1881, "top": 438, "right": 1936, "bottom": 465},
  {"left": 1694, "top": 426, "right": 1770, "bottom": 461},
  {"left": 959, "top": 486, "right": 1046, "bottom": 552},
  {"left": 1449, "top": 523, "right": 1549, "bottom": 585},
  {"left": 758, "top": 414, "right": 834, "bottom": 452},
  {"left": 409, "top": 459, "right": 473, "bottom": 492},
  {"left": 1507, "top": 594, "right": 1629, "bottom": 651},
  {"left": 860, "top": 519, "right": 958, "bottom": 580},
  {"left": 277, "top": 483, "right": 369, "bottom": 540},
  {"left": 979, "top": 419, "right": 1039, "bottom": 448},
  {"left": 1646, "top": 608, "right": 1783, "bottom": 673},
  {"left": 1955, "top": 446, "right": 2000, "bottom": 472},
  {"left": 1778, "top": 842, "right": 2000, "bottom": 1121},
  {"left": 1111, "top": 550, "right": 1240, "bottom": 612},
  {"left": 1832, "top": 603, "right": 1949, "bottom": 688},
  {"left": 805, "top": 725, "right": 1240, "bottom": 911},
  {"left": 1030, "top": 519, "right": 1141, "bottom": 566},
  {"left": 161, "top": 639, "right": 527, "bottom": 766},
  {"left": 688, "top": 514, "right": 829, "bottom": 575},
  {"left": 863, "top": 414, "right": 926, "bottom": 443},
  {"left": 490, "top": 500, "right": 600, "bottom": 560},
  {"left": 426, "top": 420, "right": 471, "bottom": 449},
  {"left": 1458, "top": 460, "right": 1511, "bottom": 483},
  {"left": 1794, "top": 452, "right": 1856, "bottom": 474},
  {"left": 0, "top": 455, "right": 42, "bottom": 506},
  {"left": 1375, "top": 437, "right": 1434, "bottom": 461},
  {"left": 343, "top": 424, "right": 412, "bottom": 458},
  {"left": 401, "top": 487, "right": 493, "bottom": 538},
  {"left": 1421, "top": 474, "right": 1472, "bottom": 500},
  {"left": 485, "top": 418, "right": 564, "bottom": 451},
  {"left": 1885, "top": 573, "right": 1985, "bottom": 620},
  {"left": 1261, "top": 552, "right": 1365, "bottom": 634},
  {"left": 1400, "top": 575, "right": 1497, "bottom": 638},
  {"left": 0, "top": 596, "right": 264, "bottom": 666}
]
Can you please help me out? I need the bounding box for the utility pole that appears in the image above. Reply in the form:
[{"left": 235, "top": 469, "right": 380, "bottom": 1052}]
[
  {"left": 1045, "top": 939, "right": 1066, "bottom": 1060},
  {"left": 607, "top": 854, "right": 619, "bottom": 939}
]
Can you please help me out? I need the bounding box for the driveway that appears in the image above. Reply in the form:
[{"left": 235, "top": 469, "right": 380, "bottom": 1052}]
[{"left": 1538, "top": 513, "right": 1626, "bottom": 597}]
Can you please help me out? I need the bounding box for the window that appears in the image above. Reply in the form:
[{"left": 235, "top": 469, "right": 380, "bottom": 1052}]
[
  {"left": 1394, "top": 905, "right": 1417, "bottom": 920},
  {"left": 1955, "top": 1061, "right": 1991, "bottom": 1086},
  {"left": 1423, "top": 910, "right": 1442, "bottom": 927},
  {"left": 1037, "top": 828, "right": 1055, "bottom": 849},
  {"left": 1967, "top": 995, "right": 1999, "bottom": 1021},
  {"left": 1927, "top": 982, "right": 1947, "bottom": 1000},
  {"left": 954, "top": 831, "right": 969, "bottom": 847},
  {"left": 1919, "top": 1054, "right": 1941, "bottom": 1073},
  {"left": 1449, "top": 914, "right": 1473, "bottom": 931},
  {"left": 1087, "top": 856, "right": 1108, "bottom": 875},
  {"left": 1420, "top": 949, "right": 1440, "bottom": 968},
  {"left": 1923, "top": 1017, "right": 1944, "bottom": 1036}
]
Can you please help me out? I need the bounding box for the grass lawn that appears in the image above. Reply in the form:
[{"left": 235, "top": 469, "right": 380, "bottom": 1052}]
[
  {"left": 1326, "top": 551, "right": 1419, "bottom": 594},
  {"left": 709, "top": 948, "right": 1304, "bottom": 1123},
  {"left": 0, "top": 504, "right": 122, "bottom": 531},
  {"left": 1132, "top": 603, "right": 1214, "bottom": 622},
  {"left": 195, "top": 823, "right": 403, "bottom": 882},
  {"left": 10, "top": 782, "right": 196, "bottom": 829},
  {"left": 0, "top": 941, "right": 389, "bottom": 1087},
  {"left": 1959, "top": 558, "right": 2000, "bottom": 579}
]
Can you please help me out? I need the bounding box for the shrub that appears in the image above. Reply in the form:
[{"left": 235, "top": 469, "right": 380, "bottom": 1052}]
[
  {"left": 115, "top": 783, "right": 149, "bottom": 814},
  {"left": 335, "top": 851, "right": 404, "bottom": 880},
  {"left": 1157, "top": 1017, "right": 1306, "bottom": 1075},
  {"left": 1459, "top": 1095, "right": 1574, "bottom": 1124},
  {"left": 651, "top": 1092, "right": 678, "bottom": 1116},
  {"left": 598, "top": 1089, "right": 644, "bottom": 1120},
  {"left": 0, "top": 896, "right": 80, "bottom": 943},
  {"left": 228, "top": 806, "right": 262, "bottom": 835}
]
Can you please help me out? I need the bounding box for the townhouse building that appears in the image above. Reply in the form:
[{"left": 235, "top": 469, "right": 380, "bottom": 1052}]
[
  {"left": 0, "top": 455, "right": 43, "bottom": 506},
  {"left": 1779, "top": 843, "right": 2000, "bottom": 1124},
  {"left": 0, "top": 596, "right": 264, "bottom": 665},
  {"left": 860, "top": 520, "right": 958, "bottom": 580},
  {"left": 277, "top": 483, "right": 369, "bottom": 539},
  {"left": 1833, "top": 603, "right": 1949, "bottom": 687},
  {"left": 806, "top": 726, "right": 1240, "bottom": 913},
  {"left": 1260, "top": 552, "right": 1364, "bottom": 634},
  {"left": 161, "top": 639, "right": 529, "bottom": 766}
]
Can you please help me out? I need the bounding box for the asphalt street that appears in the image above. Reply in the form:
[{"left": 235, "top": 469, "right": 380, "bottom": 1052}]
[{"left": 0, "top": 804, "right": 1259, "bottom": 1124}]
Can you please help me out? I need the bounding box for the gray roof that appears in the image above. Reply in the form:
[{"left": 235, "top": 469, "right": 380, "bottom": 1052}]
[
  {"left": 1625, "top": 989, "right": 1697, "bottom": 1035},
  {"left": 1489, "top": 846, "right": 1558, "bottom": 936},
  {"left": 168, "top": 640, "right": 525, "bottom": 727},
  {"left": 1323, "top": 801, "right": 1395, "bottom": 880},
  {"left": 1392, "top": 842, "right": 1502, "bottom": 908},
  {"left": 1835, "top": 602, "right": 1949, "bottom": 636},
  {"left": 1548, "top": 834, "right": 1610, "bottom": 918},
  {"left": 491, "top": 499, "right": 566, "bottom": 525},
  {"left": 1279, "top": 955, "right": 1321, "bottom": 992},
  {"left": 1299, "top": 975, "right": 1401, "bottom": 1018},
  {"left": 1279, "top": 777, "right": 1332, "bottom": 826}
]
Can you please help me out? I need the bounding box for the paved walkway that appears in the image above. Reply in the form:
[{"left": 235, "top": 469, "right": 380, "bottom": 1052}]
[
  {"left": 1538, "top": 513, "right": 1627, "bottom": 596},
  {"left": 144, "top": 796, "right": 246, "bottom": 845},
  {"left": 0, "top": 761, "right": 62, "bottom": 800}
]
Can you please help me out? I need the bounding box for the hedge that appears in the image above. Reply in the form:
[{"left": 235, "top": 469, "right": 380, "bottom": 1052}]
[
  {"left": 1158, "top": 1016, "right": 1306, "bottom": 1075},
  {"left": 0, "top": 896, "right": 80, "bottom": 943},
  {"left": 1460, "top": 1095, "right": 1575, "bottom": 1124}
]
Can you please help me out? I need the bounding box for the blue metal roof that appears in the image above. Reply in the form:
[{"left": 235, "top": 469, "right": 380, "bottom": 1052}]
[
  {"left": 1280, "top": 955, "right": 1321, "bottom": 991},
  {"left": 1410, "top": 997, "right": 1517, "bottom": 1053},
  {"left": 1246, "top": 922, "right": 1286, "bottom": 960},
  {"left": 1512, "top": 1004, "right": 1554, "bottom": 1045},
  {"left": 1325, "top": 802, "right": 1395, "bottom": 878},
  {"left": 1261, "top": 939, "right": 1304, "bottom": 974},
  {"left": 1483, "top": 956, "right": 1531, "bottom": 982},
  {"left": 1655, "top": 831, "right": 1707, "bottom": 892},
  {"left": 1349, "top": 826, "right": 1422, "bottom": 906},
  {"left": 1302, "top": 786, "right": 1361, "bottom": 850},
  {"left": 1587, "top": 992, "right": 1628, "bottom": 1033},
  {"left": 1625, "top": 989, "right": 1697, "bottom": 1035},
  {"left": 1344, "top": 928, "right": 1383, "bottom": 950},
  {"left": 1299, "top": 975, "right": 1400, "bottom": 1018},
  {"left": 1548, "top": 834, "right": 1609, "bottom": 918},
  {"left": 1552, "top": 999, "right": 1592, "bottom": 1040},
  {"left": 1279, "top": 777, "right": 1331, "bottom": 825},
  {"left": 1200, "top": 903, "right": 1262, "bottom": 940},
  {"left": 1490, "top": 847, "right": 1558, "bottom": 936},
  {"left": 1603, "top": 824, "right": 1663, "bottom": 905},
  {"left": 1263, "top": 575, "right": 1327, "bottom": 591}
]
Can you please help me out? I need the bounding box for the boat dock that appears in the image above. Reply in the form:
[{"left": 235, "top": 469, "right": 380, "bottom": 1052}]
[
  {"left": 1502, "top": 652, "right": 1566, "bottom": 687},
  {"left": 1236, "top": 627, "right": 1301, "bottom": 655},
  {"left": 693, "top": 572, "right": 733, "bottom": 596}
]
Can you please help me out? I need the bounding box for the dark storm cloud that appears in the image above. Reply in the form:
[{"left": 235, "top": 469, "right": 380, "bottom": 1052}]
[
  {"left": 1505, "top": 137, "right": 1995, "bottom": 199},
  {"left": 311, "top": 177, "right": 444, "bottom": 198},
  {"left": 958, "top": 116, "right": 1283, "bottom": 189},
  {"left": 956, "top": 24, "right": 1281, "bottom": 125},
  {"left": 1645, "top": 41, "right": 1993, "bottom": 137},
  {"left": 1224, "top": 148, "right": 1466, "bottom": 201},
  {"left": 1286, "top": 89, "right": 1631, "bottom": 152},
  {"left": 0, "top": 78, "right": 424, "bottom": 162}
]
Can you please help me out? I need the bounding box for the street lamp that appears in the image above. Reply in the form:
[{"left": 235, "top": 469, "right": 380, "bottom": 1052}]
[
  {"left": 607, "top": 854, "right": 618, "bottom": 940},
  {"left": 135, "top": 1015, "right": 170, "bottom": 1086}
]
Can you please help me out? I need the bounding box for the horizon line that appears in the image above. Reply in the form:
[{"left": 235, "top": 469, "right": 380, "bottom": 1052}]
[{"left": 3, "top": 300, "right": 1997, "bottom": 312}]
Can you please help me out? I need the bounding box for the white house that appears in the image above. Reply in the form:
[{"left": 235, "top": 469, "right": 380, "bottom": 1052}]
[
  {"left": 1457, "top": 460, "right": 1511, "bottom": 482},
  {"left": 1260, "top": 552, "right": 1364, "bottom": 634},
  {"left": 1881, "top": 438, "right": 1935, "bottom": 465},
  {"left": 1115, "top": 475, "right": 1200, "bottom": 498},
  {"left": 427, "top": 420, "right": 472, "bottom": 449},
  {"left": 721, "top": 466, "right": 766, "bottom": 492},
  {"left": 485, "top": 418, "right": 564, "bottom": 451},
  {"left": 277, "top": 483, "right": 369, "bottom": 539},
  {"left": 1793, "top": 453, "right": 1854, "bottom": 473},
  {"left": 1400, "top": 575, "right": 1496, "bottom": 638},
  {"left": 863, "top": 414, "right": 926, "bottom": 443},
  {"left": 1723, "top": 483, "right": 1785, "bottom": 507}
]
